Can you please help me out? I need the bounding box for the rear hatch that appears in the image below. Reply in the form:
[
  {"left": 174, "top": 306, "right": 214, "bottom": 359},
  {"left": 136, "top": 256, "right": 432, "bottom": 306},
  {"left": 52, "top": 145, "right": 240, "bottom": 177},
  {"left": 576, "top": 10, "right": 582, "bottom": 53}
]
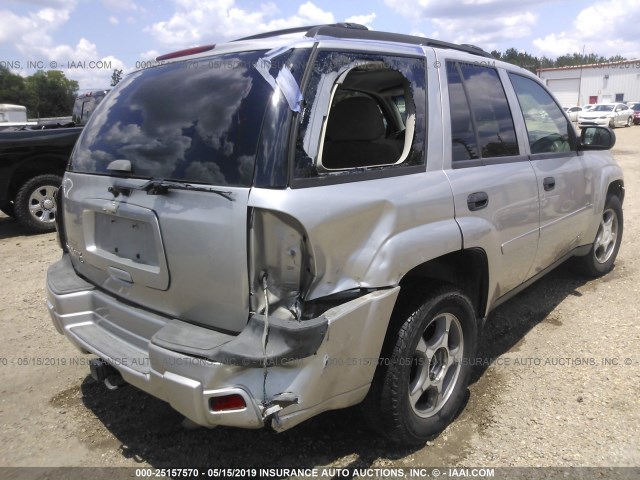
[{"left": 62, "top": 50, "right": 275, "bottom": 333}]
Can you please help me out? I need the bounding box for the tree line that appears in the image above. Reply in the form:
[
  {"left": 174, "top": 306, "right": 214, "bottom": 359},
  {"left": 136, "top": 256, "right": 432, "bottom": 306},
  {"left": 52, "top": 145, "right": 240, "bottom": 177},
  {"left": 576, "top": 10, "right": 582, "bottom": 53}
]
[
  {"left": 0, "top": 66, "right": 79, "bottom": 118},
  {"left": 490, "top": 48, "right": 627, "bottom": 74}
]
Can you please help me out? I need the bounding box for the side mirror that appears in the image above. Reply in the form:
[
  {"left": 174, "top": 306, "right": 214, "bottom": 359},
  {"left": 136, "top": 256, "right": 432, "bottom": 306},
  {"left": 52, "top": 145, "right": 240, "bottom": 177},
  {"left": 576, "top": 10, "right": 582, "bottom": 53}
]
[{"left": 579, "top": 126, "right": 616, "bottom": 151}]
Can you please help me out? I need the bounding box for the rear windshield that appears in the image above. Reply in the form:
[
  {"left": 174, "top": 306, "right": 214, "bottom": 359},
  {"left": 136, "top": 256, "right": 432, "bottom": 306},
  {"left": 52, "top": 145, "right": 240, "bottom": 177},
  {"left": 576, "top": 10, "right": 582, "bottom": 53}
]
[{"left": 70, "top": 50, "right": 271, "bottom": 187}]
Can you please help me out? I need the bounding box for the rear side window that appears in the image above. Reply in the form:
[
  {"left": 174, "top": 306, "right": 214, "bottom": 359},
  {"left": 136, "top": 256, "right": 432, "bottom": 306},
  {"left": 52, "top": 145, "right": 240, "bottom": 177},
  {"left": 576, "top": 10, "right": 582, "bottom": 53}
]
[
  {"left": 294, "top": 51, "right": 426, "bottom": 180},
  {"left": 70, "top": 50, "right": 273, "bottom": 187},
  {"left": 446, "top": 61, "right": 519, "bottom": 165},
  {"left": 508, "top": 73, "right": 575, "bottom": 154}
]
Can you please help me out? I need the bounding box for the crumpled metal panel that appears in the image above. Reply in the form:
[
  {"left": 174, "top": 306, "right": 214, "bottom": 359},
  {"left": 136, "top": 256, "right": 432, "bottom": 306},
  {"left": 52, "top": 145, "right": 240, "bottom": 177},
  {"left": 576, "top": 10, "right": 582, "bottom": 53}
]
[{"left": 248, "top": 171, "right": 462, "bottom": 301}]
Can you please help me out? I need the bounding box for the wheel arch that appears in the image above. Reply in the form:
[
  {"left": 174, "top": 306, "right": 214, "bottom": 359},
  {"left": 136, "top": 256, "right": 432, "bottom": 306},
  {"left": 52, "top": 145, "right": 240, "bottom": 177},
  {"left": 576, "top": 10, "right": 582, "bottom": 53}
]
[
  {"left": 583, "top": 170, "right": 625, "bottom": 245},
  {"left": 395, "top": 248, "right": 489, "bottom": 321},
  {"left": 363, "top": 254, "right": 485, "bottom": 444},
  {"left": 5, "top": 155, "right": 67, "bottom": 202},
  {"left": 607, "top": 179, "right": 624, "bottom": 204}
]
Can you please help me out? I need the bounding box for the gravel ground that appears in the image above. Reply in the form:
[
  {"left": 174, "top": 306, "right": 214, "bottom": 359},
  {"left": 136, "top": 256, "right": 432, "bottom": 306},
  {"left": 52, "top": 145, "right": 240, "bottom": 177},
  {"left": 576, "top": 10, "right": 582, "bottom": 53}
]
[{"left": 0, "top": 127, "right": 638, "bottom": 474}]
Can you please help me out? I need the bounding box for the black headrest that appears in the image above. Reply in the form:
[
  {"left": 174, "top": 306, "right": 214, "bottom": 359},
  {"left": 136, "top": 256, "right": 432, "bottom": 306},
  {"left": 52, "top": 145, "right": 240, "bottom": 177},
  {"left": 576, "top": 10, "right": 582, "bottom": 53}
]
[{"left": 326, "top": 96, "right": 385, "bottom": 141}]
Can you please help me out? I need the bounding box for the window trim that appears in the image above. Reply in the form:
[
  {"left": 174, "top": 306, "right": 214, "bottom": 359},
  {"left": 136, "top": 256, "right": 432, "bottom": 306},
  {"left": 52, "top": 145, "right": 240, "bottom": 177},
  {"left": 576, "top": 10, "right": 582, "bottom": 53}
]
[
  {"left": 292, "top": 163, "right": 426, "bottom": 189},
  {"left": 529, "top": 151, "right": 579, "bottom": 161},
  {"left": 452, "top": 154, "right": 530, "bottom": 169},
  {"left": 453, "top": 62, "right": 482, "bottom": 163}
]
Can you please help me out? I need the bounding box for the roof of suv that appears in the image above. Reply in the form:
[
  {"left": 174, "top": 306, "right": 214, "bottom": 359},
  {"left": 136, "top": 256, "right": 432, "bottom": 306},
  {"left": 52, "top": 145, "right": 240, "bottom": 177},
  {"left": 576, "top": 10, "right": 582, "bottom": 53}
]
[
  {"left": 155, "top": 23, "right": 494, "bottom": 62},
  {"left": 234, "top": 23, "right": 494, "bottom": 58}
]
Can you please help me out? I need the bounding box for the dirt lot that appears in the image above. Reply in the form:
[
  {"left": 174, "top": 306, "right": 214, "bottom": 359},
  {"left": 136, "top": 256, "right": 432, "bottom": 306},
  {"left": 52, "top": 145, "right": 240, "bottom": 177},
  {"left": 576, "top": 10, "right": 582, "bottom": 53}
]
[{"left": 1, "top": 127, "right": 639, "bottom": 473}]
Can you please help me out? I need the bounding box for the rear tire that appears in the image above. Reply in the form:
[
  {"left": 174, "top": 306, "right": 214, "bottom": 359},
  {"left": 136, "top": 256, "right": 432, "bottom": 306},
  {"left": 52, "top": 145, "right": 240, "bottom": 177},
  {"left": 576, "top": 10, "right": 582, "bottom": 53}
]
[
  {"left": 573, "top": 195, "right": 623, "bottom": 277},
  {"left": 626, "top": 117, "right": 632, "bottom": 127},
  {"left": 363, "top": 287, "right": 478, "bottom": 445},
  {"left": 14, "top": 174, "right": 62, "bottom": 233}
]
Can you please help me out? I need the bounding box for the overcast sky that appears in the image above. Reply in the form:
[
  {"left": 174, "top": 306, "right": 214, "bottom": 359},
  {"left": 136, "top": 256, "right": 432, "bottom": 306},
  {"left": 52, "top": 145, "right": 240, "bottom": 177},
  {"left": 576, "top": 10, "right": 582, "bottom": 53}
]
[{"left": 1, "top": 0, "right": 639, "bottom": 91}]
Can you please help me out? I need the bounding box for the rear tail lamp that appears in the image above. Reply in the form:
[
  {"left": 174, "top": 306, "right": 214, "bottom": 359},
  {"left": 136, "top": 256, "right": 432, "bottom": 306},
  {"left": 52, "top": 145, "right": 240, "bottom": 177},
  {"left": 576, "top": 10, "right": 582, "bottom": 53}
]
[{"left": 209, "top": 394, "right": 246, "bottom": 412}]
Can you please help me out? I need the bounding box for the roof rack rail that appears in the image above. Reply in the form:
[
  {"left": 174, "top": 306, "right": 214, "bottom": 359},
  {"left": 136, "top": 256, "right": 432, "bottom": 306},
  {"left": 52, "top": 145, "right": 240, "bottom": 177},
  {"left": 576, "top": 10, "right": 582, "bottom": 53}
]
[
  {"left": 233, "top": 23, "right": 494, "bottom": 59},
  {"left": 232, "top": 23, "right": 367, "bottom": 42},
  {"left": 307, "top": 26, "right": 494, "bottom": 58}
]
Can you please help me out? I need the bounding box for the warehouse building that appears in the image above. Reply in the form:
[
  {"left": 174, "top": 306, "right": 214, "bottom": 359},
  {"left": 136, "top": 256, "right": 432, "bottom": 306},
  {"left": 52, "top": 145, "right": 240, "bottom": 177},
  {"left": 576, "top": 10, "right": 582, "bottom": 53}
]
[{"left": 537, "top": 59, "right": 640, "bottom": 107}]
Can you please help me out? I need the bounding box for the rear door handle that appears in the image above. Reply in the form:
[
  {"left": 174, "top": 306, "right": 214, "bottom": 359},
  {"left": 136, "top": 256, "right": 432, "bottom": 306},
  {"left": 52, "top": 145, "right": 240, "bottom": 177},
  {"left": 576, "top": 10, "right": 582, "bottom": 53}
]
[
  {"left": 467, "top": 191, "right": 489, "bottom": 211},
  {"left": 543, "top": 177, "right": 556, "bottom": 191}
]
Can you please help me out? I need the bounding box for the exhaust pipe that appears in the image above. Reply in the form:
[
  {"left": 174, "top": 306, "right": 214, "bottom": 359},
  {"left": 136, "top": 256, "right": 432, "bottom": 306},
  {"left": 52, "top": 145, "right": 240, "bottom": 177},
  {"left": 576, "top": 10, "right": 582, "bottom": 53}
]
[{"left": 89, "top": 358, "right": 127, "bottom": 390}]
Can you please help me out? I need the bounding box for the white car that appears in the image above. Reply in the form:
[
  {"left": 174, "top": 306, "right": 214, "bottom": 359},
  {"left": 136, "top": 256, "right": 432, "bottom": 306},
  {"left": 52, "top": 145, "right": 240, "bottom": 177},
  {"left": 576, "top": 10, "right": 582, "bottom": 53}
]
[
  {"left": 564, "top": 106, "right": 582, "bottom": 121},
  {"left": 577, "top": 103, "right": 633, "bottom": 128}
]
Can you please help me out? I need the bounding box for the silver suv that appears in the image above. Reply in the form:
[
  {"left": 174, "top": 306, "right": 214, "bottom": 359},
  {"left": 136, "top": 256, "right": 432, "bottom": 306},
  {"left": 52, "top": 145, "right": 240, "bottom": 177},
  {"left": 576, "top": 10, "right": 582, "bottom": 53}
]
[{"left": 46, "top": 24, "right": 624, "bottom": 445}]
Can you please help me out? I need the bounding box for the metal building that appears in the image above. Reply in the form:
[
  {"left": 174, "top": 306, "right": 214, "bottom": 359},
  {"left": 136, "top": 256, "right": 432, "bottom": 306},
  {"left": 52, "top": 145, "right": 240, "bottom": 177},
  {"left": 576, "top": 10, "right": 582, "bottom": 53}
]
[{"left": 538, "top": 59, "right": 640, "bottom": 107}]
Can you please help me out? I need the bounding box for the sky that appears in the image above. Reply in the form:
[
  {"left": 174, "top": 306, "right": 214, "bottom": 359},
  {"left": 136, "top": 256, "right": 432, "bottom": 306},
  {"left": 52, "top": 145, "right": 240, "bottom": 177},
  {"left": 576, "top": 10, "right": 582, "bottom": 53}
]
[{"left": 1, "top": 0, "right": 639, "bottom": 92}]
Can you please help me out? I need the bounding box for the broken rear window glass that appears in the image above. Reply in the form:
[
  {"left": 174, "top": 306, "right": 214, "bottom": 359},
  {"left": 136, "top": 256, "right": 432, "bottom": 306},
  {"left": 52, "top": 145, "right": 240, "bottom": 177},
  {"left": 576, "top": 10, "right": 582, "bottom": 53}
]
[{"left": 295, "top": 51, "right": 426, "bottom": 178}]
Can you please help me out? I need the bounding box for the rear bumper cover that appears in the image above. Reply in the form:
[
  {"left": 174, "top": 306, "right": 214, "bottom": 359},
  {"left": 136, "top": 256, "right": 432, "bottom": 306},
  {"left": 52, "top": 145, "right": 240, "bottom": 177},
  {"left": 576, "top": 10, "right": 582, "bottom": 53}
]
[{"left": 46, "top": 254, "right": 399, "bottom": 431}]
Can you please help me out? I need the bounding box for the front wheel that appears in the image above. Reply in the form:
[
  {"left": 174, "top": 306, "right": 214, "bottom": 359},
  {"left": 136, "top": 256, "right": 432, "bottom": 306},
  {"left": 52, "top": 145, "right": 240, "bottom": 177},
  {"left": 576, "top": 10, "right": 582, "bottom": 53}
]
[
  {"left": 573, "top": 195, "right": 623, "bottom": 277},
  {"left": 367, "top": 287, "right": 478, "bottom": 445},
  {"left": 626, "top": 117, "right": 632, "bottom": 127},
  {"left": 14, "top": 174, "right": 62, "bottom": 233}
]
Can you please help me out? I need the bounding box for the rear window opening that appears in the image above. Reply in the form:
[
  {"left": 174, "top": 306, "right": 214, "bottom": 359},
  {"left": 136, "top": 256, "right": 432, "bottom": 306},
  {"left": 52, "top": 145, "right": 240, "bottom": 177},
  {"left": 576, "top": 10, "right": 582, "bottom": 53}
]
[
  {"left": 294, "top": 51, "right": 426, "bottom": 179},
  {"left": 318, "top": 65, "right": 416, "bottom": 170}
]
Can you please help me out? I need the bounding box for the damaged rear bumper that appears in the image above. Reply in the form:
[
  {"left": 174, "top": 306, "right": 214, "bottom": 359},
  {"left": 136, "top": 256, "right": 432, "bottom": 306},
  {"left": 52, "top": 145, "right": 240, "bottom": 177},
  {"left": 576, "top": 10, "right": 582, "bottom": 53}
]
[{"left": 46, "top": 255, "right": 399, "bottom": 431}]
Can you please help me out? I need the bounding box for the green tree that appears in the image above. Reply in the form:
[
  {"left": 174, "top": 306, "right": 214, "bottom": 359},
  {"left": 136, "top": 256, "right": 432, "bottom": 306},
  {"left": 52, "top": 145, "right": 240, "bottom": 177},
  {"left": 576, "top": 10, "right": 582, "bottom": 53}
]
[
  {"left": 110, "top": 68, "right": 123, "bottom": 87},
  {"left": 554, "top": 52, "right": 626, "bottom": 67},
  {"left": 491, "top": 49, "right": 628, "bottom": 72},
  {"left": 491, "top": 48, "right": 541, "bottom": 73},
  {"left": 0, "top": 66, "right": 34, "bottom": 108},
  {"left": 24, "top": 70, "right": 79, "bottom": 118}
]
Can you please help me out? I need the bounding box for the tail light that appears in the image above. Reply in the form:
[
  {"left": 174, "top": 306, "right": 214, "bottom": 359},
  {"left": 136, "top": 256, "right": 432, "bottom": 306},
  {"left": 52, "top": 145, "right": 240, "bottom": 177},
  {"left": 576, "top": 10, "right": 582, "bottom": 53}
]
[
  {"left": 209, "top": 394, "right": 246, "bottom": 412},
  {"left": 248, "top": 209, "right": 314, "bottom": 321}
]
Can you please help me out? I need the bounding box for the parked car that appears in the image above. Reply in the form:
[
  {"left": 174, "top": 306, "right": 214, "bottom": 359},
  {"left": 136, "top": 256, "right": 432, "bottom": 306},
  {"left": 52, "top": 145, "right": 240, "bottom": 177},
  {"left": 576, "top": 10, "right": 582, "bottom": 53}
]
[
  {"left": 47, "top": 23, "right": 624, "bottom": 446},
  {"left": 628, "top": 102, "right": 640, "bottom": 125},
  {"left": 0, "top": 90, "right": 109, "bottom": 231},
  {"left": 577, "top": 103, "right": 633, "bottom": 128},
  {"left": 564, "top": 106, "right": 582, "bottom": 121}
]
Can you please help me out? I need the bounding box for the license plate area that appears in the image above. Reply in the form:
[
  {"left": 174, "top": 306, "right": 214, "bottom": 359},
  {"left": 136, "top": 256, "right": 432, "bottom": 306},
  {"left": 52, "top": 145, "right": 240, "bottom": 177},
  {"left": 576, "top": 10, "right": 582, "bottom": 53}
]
[
  {"left": 95, "top": 213, "right": 159, "bottom": 266},
  {"left": 81, "top": 200, "right": 170, "bottom": 290}
]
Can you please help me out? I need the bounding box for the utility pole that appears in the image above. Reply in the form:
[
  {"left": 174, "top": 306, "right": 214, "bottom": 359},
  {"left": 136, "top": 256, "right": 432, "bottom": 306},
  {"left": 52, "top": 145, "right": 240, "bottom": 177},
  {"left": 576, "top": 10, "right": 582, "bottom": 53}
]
[{"left": 577, "top": 45, "right": 585, "bottom": 106}]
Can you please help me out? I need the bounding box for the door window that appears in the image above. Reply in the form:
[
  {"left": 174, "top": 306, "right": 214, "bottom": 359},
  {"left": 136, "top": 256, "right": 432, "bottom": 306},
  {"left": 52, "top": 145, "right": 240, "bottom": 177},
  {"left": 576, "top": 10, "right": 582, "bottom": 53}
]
[
  {"left": 509, "top": 73, "right": 576, "bottom": 154},
  {"left": 446, "top": 61, "right": 519, "bottom": 165}
]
